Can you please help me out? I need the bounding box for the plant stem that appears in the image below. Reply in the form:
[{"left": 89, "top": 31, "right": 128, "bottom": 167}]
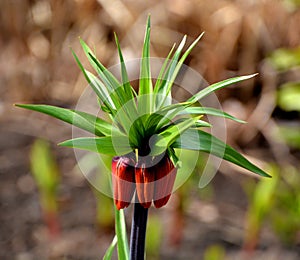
[{"left": 130, "top": 197, "right": 149, "bottom": 260}]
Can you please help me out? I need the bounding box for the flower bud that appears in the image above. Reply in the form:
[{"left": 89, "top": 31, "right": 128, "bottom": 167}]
[{"left": 112, "top": 156, "right": 135, "bottom": 210}]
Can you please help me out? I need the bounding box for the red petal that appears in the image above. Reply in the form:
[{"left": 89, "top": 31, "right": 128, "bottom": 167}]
[
  {"left": 154, "top": 156, "right": 177, "bottom": 208},
  {"left": 112, "top": 157, "right": 135, "bottom": 210},
  {"left": 135, "top": 163, "right": 154, "bottom": 208}
]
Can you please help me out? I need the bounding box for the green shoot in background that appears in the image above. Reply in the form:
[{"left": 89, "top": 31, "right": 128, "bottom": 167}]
[{"left": 30, "top": 139, "right": 60, "bottom": 238}]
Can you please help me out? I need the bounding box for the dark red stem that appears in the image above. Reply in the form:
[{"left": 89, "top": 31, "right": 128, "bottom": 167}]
[{"left": 129, "top": 195, "right": 148, "bottom": 260}]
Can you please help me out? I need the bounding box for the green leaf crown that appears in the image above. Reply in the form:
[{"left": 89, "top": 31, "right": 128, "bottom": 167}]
[{"left": 16, "top": 16, "right": 270, "bottom": 178}]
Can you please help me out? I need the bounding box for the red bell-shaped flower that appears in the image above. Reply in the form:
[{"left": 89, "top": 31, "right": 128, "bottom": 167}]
[
  {"left": 153, "top": 155, "right": 177, "bottom": 208},
  {"left": 112, "top": 156, "right": 135, "bottom": 210},
  {"left": 112, "top": 154, "right": 177, "bottom": 209},
  {"left": 135, "top": 155, "right": 177, "bottom": 208},
  {"left": 135, "top": 161, "right": 155, "bottom": 208}
]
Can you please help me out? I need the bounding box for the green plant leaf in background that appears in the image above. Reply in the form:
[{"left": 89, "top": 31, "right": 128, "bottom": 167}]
[
  {"left": 30, "top": 139, "right": 60, "bottom": 237},
  {"left": 30, "top": 139, "right": 59, "bottom": 197},
  {"left": 203, "top": 245, "right": 226, "bottom": 260},
  {"left": 277, "top": 82, "right": 300, "bottom": 112},
  {"left": 145, "top": 215, "right": 162, "bottom": 259},
  {"left": 277, "top": 125, "right": 300, "bottom": 149},
  {"left": 270, "top": 165, "right": 300, "bottom": 245},
  {"left": 269, "top": 46, "right": 300, "bottom": 71},
  {"left": 243, "top": 164, "right": 279, "bottom": 250}
]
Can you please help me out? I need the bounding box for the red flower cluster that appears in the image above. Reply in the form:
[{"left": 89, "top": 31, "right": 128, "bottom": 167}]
[{"left": 112, "top": 155, "right": 177, "bottom": 209}]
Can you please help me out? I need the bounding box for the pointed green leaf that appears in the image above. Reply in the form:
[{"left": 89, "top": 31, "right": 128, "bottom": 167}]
[
  {"left": 180, "top": 107, "right": 246, "bottom": 123},
  {"left": 168, "top": 117, "right": 211, "bottom": 128},
  {"left": 195, "top": 119, "right": 211, "bottom": 128},
  {"left": 15, "top": 104, "right": 114, "bottom": 136},
  {"left": 154, "top": 102, "right": 191, "bottom": 131},
  {"left": 172, "top": 129, "right": 270, "bottom": 177},
  {"left": 139, "top": 15, "right": 153, "bottom": 113},
  {"left": 188, "top": 74, "right": 258, "bottom": 103},
  {"left": 71, "top": 49, "right": 116, "bottom": 114},
  {"left": 114, "top": 33, "right": 136, "bottom": 103},
  {"left": 155, "top": 35, "right": 187, "bottom": 108},
  {"left": 71, "top": 48, "right": 91, "bottom": 83},
  {"left": 144, "top": 102, "right": 189, "bottom": 132},
  {"left": 156, "top": 33, "right": 204, "bottom": 108},
  {"left": 59, "top": 136, "right": 132, "bottom": 156},
  {"left": 151, "top": 117, "right": 199, "bottom": 155},
  {"left": 178, "top": 32, "right": 204, "bottom": 64},
  {"left": 81, "top": 40, "right": 139, "bottom": 131},
  {"left": 85, "top": 70, "right": 119, "bottom": 112},
  {"left": 153, "top": 44, "right": 176, "bottom": 110},
  {"left": 151, "top": 75, "right": 254, "bottom": 130},
  {"left": 80, "top": 38, "right": 120, "bottom": 89},
  {"left": 167, "top": 147, "right": 180, "bottom": 168},
  {"left": 153, "top": 44, "right": 176, "bottom": 92},
  {"left": 82, "top": 70, "right": 137, "bottom": 138},
  {"left": 79, "top": 39, "right": 131, "bottom": 110},
  {"left": 87, "top": 52, "right": 122, "bottom": 97},
  {"left": 164, "top": 33, "right": 204, "bottom": 95},
  {"left": 112, "top": 98, "right": 141, "bottom": 147}
]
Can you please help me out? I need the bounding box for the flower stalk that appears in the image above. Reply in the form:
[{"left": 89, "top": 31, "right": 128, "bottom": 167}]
[
  {"left": 130, "top": 197, "right": 149, "bottom": 260},
  {"left": 113, "top": 152, "right": 176, "bottom": 259}
]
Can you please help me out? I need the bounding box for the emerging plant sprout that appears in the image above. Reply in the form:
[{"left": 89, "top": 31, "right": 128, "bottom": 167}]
[
  {"left": 16, "top": 16, "right": 270, "bottom": 260},
  {"left": 30, "top": 139, "right": 60, "bottom": 238}
]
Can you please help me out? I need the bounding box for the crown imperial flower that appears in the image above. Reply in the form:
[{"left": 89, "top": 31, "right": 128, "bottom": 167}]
[
  {"left": 16, "top": 16, "right": 270, "bottom": 213},
  {"left": 112, "top": 154, "right": 177, "bottom": 209},
  {"left": 15, "top": 16, "right": 272, "bottom": 260}
]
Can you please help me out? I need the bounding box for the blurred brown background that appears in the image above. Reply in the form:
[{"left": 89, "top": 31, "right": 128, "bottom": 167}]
[{"left": 1, "top": 0, "right": 300, "bottom": 259}]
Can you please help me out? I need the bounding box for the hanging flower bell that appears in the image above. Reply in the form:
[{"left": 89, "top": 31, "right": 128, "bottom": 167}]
[
  {"left": 111, "top": 156, "right": 136, "bottom": 210},
  {"left": 112, "top": 155, "right": 177, "bottom": 210}
]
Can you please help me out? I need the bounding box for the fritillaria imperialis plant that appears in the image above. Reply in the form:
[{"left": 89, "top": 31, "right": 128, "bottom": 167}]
[{"left": 16, "top": 16, "right": 270, "bottom": 260}]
